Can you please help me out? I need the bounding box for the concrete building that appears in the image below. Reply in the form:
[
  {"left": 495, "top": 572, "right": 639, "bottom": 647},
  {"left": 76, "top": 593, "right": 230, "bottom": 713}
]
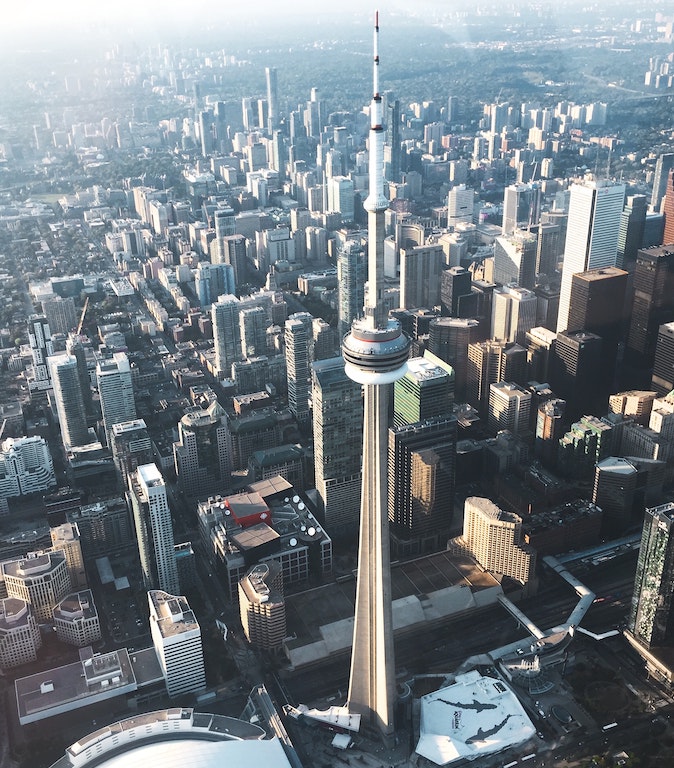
[
  {"left": 111, "top": 419, "right": 154, "bottom": 491},
  {"left": 238, "top": 561, "right": 286, "bottom": 652},
  {"left": 0, "top": 598, "right": 41, "bottom": 668},
  {"left": 53, "top": 590, "right": 101, "bottom": 647},
  {"left": 456, "top": 496, "right": 536, "bottom": 585},
  {"left": 149, "top": 590, "right": 206, "bottom": 698},
  {"left": 491, "top": 285, "right": 538, "bottom": 345},
  {"left": 2, "top": 551, "right": 71, "bottom": 623},
  {"left": 488, "top": 381, "right": 532, "bottom": 437},
  {"left": 493, "top": 231, "right": 538, "bottom": 289},
  {"left": 652, "top": 322, "right": 674, "bottom": 396},
  {"left": 50, "top": 522, "right": 87, "bottom": 590}
]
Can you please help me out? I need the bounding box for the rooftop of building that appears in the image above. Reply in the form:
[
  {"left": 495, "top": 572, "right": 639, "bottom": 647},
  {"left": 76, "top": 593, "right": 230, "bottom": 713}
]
[
  {"left": 54, "top": 590, "right": 97, "bottom": 622},
  {"left": 416, "top": 670, "right": 536, "bottom": 765},
  {"left": 0, "top": 596, "right": 31, "bottom": 629},
  {"left": 3, "top": 550, "right": 65, "bottom": 579},
  {"left": 149, "top": 590, "right": 200, "bottom": 639},
  {"left": 49, "top": 708, "right": 291, "bottom": 768},
  {"left": 136, "top": 463, "right": 164, "bottom": 488},
  {"left": 405, "top": 356, "right": 450, "bottom": 382}
]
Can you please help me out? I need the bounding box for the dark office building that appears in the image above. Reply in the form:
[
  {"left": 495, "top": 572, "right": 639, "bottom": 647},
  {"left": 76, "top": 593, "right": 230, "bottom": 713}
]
[
  {"left": 652, "top": 322, "right": 674, "bottom": 396},
  {"left": 550, "top": 330, "right": 603, "bottom": 421},
  {"left": 440, "top": 266, "right": 476, "bottom": 317},
  {"left": 617, "top": 195, "right": 647, "bottom": 268},
  {"left": 466, "top": 340, "right": 528, "bottom": 416},
  {"left": 625, "top": 246, "right": 674, "bottom": 371}
]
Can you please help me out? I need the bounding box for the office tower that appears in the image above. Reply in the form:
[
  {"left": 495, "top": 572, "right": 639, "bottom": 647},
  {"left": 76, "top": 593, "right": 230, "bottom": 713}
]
[
  {"left": 50, "top": 521, "right": 87, "bottom": 590},
  {"left": 567, "top": 266, "right": 628, "bottom": 391},
  {"left": 652, "top": 322, "right": 674, "bottom": 396},
  {"left": 491, "top": 285, "right": 537, "bottom": 345},
  {"left": 265, "top": 66, "right": 279, "bottom": 133},
  {"left": 460, "top": 497, "right": 535, "bottom": 585},
  {"left": 440, "top": 266, "right": 474, "bottom": 317},
  {"left": 311, "top": 357, "right": 363, "bottom": 536},
  {"left": 96, "top": 352, "right": 136, "bottom": 449},
  {"left": 214, "top": 205, "right": 236, "bottom": 245},
  {"left": 0, "top": 598, "right": 42, "bottom": 668},
  {"left": 53, "top": 590, "right": 101, "bottom": 647},
  {"left": 341, "top": 17, "right": 411, "bottom": 743},
  {"left": 664, "top": 169, "right": 674, "bottom": 244},
  {"left": 111, "top": 419, "right": 153, "bottom": 491},
  {"left": 42, "top": 296, "right": 77, "bottom": 335},
  {"left": 2, "top": 551, "right": 70, "bottom": 623},
  {"left": 212, "top": 294, "right": 242, "bottom": 378},
  {"left": 556, "top": 180, "right": 626, "bottom": 332},
  {"left": 617, "top": 195, "right": 647, "bottom": 267},
  {"left": 550, "top": 330, "right": 603, "bottom": 421},
  {"left": 149, "top": 590, "right": 206, "bottom": 697},
  {"left": 525, "top": 326, "right": 556, "bottom": 383},
  {"left": 49, "top": 353, "right": 90, "bottom": 449},
  {"left": 393, "top": 355, "right": 454, "bottom": 429},
  {"left": 198, "top": 109, "right": 215, "bottom": 157},
  {"left": 502, "top": 182, "right": 542, "bottom": 236},
  {"left": 128, "top": 464, "right": 179, "bottom": 595},
  {"left": 592, "top": 457, "right": 638, "bottom": 534},
  {"left": 311, "top": 317, "right": 336, "bottom": 361},
  {"left": 217, "top": 234, "right": 246, "bottom": 288},
  {"left": 285, "top": 312, "right": 313, "bottom": 429},
  {"left": 428, "top": 317, "right": 479, "bottom": 401},
  {"left": 399, "top": 243, "right": 444, "bottom": 311},
  {"left": 27, "top": 314, "right": 54, "bottom": 394},
  {"left": 534, "top": 221, "right": 564, "bottom": 278},
  {"left": 535, "top": 398, "right": 566, "bottom": 468},
  {"left": 493, "top": 231, "right": 538, "bottom": 289},
  {"left": 447, "top": 185, "right": 474, "bottom": 228},
  {"left": 629, "top": 502, "right": 674, "bottom": 648},
  {"left": 195, "top": 262, "right": 235, "bottom": 308},
  {"left": 327, "top": 176, "right": 355, "bottom": 222},
  {"left": 488, "top": 381, "right": 532, "bottom": 436},
  {"left": 466, "top": 340, "right": 527, "bottom": 415},
  {"left": 174, "top": 400, "right": 232, "bottom": 498},
  {"left": 388, "top": 415, "right": 456, "bottom": 557},
  {"left": 240, "top": 306, "right": 269, "bottom": 359},
  {"left": 625, "top": 246, "right": 674, "bottom": 370},
  {"left": 238, "top": 562, "right": 286, "bottom": 652},
  {"left": 68, "top": 496, "right": 132, "bottom": 558},
  {"left": 609, "top": 391, "right": 657, "bottom": 425},
  {"left": 651, "top": 153, "right": 674, "bottom": 213}
]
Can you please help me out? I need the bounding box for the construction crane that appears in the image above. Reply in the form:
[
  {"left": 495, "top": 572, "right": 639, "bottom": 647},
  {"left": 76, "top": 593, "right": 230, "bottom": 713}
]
[{"left": 76, "top": 297, "right": 89, "bottom": 335}]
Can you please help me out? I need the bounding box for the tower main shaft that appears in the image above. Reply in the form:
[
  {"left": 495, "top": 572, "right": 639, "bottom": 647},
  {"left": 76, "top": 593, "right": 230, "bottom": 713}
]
[{"left": 343, "top": 12, "right": 410, "bottom": 744}]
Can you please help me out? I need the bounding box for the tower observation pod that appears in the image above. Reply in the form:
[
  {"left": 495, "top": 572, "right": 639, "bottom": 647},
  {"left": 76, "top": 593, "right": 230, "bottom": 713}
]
[{"left": 342, "top": 11, "right": 410, "bottom": 746}]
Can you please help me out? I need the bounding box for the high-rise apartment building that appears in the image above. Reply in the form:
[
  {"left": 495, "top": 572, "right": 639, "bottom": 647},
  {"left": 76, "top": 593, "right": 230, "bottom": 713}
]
[
  {"left": 0, "top": 436, "right": 56, "bottom": 500},
  {"left": 149, "top": 590, "right": 206, "bottom": 697},
  {"left": 212, "top": 294, "right": 242, "bottom": 378},
  {"left": 49, "top": 354, "right": 90, "bottom": 449},
  {"left": 128, "top": 464, "right": 179, "bottom": 595},
  {"left": 27, "top": 315, "right": 54, "bottom": 395},
  {"left": 556, "top": 179, "right": 626, "bottom": 333},
  {"left": 42, "top": 296, "right": 77, "bottom": 336},
  {"left": 96, "top": 353, "right": 136, "bottom": 449},
  {"left": 195, "top": 262, "right": 235, "bottom": 308},
  {"left": 311, "top": 357, "right": 363, "bottom": 536},
  {"left": 239, "top": 306, "right": 268, "bottom": 359},
  {"left": 629, "top": 502, "right": 674, "bottom": 648},
  {"left": 285, "top": 312, "right": 313, "bottom": 428}
]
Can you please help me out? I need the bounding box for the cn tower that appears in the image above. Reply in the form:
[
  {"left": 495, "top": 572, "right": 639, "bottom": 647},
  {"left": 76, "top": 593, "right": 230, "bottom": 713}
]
[{"left": 342, "top": 12, "right": 410, "bottom": 744}]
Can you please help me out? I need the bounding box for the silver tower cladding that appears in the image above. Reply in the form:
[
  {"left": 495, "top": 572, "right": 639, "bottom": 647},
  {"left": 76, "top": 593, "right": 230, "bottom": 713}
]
[{"left": 342, "top": 13, "right": 410, "bottom": 744}]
